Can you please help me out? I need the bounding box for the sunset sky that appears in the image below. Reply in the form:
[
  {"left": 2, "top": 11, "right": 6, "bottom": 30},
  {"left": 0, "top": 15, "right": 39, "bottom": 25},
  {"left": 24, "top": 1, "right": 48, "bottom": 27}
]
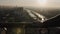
[{"left": 0, "top": 0, "right": 60, "bottom": 8}]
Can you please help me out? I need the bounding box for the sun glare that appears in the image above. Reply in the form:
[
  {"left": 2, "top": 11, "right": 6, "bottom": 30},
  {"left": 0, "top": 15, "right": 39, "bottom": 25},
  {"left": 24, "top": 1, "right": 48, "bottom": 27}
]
[{"left": 37, "top": 0, "right": 47, "bottom": 7}]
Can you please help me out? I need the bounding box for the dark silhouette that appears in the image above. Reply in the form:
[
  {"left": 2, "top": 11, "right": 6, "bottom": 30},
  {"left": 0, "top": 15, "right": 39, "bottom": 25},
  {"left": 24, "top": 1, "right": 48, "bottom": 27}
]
[{"left": 43, "top": 14, "right": 60, "bottom": 27}]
